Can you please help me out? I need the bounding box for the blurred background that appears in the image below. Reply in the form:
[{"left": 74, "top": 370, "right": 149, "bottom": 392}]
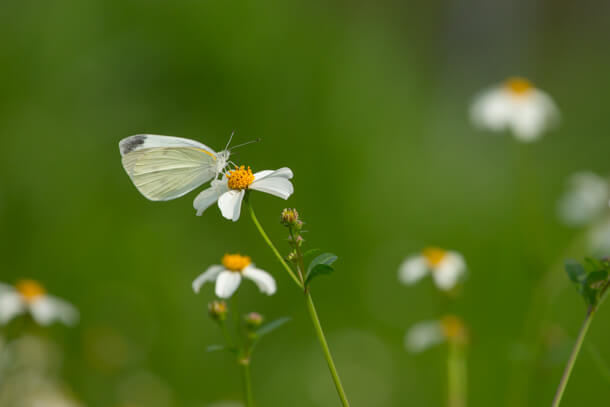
[{"left": 1, "top": 0, "right": 610, "bottom": 406}]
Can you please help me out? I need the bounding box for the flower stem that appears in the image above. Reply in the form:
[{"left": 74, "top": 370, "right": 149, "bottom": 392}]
[
  {"left": 551, "top": 307, "right": 596, "bottom": 407},
  {"left": 447, "top": 341, "right": 467, "bottom": 407},
  {"left": 241, "top": 362, "right": 255, "bottom": 407},
  {"left": 305, "top": 292, "right": 350, "bottom": 407},
  {"left": 244, "top": 195, "right": 303, "bottom": 288},
  {"left": 245, "top": 197, "right": 349, "bottom": 406}
]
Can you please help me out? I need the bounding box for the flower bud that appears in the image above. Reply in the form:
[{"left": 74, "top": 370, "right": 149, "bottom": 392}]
[
  {"left": 208, "top": 300, "right": 228, "bottom": 322},
  {"left": 280, "top": 208, "right": 300, "bottom": 227},
  {"left": 244, "top": 312, "right": 264, "bottom": 328}
]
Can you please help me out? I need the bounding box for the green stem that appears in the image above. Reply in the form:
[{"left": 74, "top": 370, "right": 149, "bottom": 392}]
[
  {"left": 241, "top": 362, "right": 255, "bottom": 407},
  {"left": 447, "top": 341, "right": 467, "bottom": 407},
  {"left": 551, "top": 308, "right": 596, "bottom": 407},
  {"left": 245, "top": 197, "right": 349, "bottom": 406},
  {"left": 244, "top": 195, "right": 302, "bottom": 288},
  {"left": 305, "top": 292, "right": 350, "bottom": 407}
]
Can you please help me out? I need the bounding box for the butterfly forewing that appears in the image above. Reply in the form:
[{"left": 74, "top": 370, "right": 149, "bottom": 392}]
[{"left": 119, "top": 135, "right": 222, "bottom": 201}]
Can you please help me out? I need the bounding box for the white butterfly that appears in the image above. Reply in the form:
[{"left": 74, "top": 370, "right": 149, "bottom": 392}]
[{"left": 119, "top": 134, "right": 232, "bottom": 201}]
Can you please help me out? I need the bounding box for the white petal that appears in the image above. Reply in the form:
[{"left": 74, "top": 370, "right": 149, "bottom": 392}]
[
  {"left": 253, "top": 167, "right": 293, "bottom": 181},
  {"left": 29, "top": 296, "right": 79, "bottom": 326},
  {"left": 193, "top": 180, "right": 227, "bottom": 216},
  {"left": 470, "top": 87, "right": 512, "bottom": 132},
  {"left": 432, "top": 252, "right": 466, "bottom": 290},
  {"left": 510, "top": 91, "right": 559, "bottom": 142},
  {"left": 405, "top": 320, "right": 444, "bottom": 353},
  {"left": 215, "top": 271, "right": 242, "bottom": 298},
  {"left": 217, "top": 189, "right": 245, "bottom": 221},
  {"left": 0, "top": 292, "right": 26, "bottom": 325},
  {"left": 250, "top": 168, "right": 294, "bottom": 199},
  {"left": 242, "top": 266, "right": 277, "bottom": 295},
  {"left": 192, "top": 265, "right": 224, "bottom": 293},
  {"left": 557, "top": 172, "right": 609, "bottom": 226},
  {"left": 398, "top": 255, "right": 429, "bottom": 285}
]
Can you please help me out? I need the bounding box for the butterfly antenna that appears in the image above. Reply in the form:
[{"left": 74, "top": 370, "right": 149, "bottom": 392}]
[
  {"left": 224, "top": 131, "right": 235, "bottom": 151},
  {"left": 230, "top": 138, "right": 262, "bottom": 151}
]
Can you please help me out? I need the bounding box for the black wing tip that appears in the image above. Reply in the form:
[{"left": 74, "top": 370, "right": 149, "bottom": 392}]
[{"left": 119, "top": 135, "right": 147, "bottom": 155}]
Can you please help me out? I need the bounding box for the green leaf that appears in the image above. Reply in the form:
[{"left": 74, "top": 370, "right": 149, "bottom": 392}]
[
  {"left": 256, "top": 317, "right": 291, "bottom": 338},
  {"left": 586, "top": 270, "right": 609, "bottom": 289},
  {"left": 565, "top": 260, "right": 587, "bottom": 284},
  {"left": 305, "top": 252, "right": 338, "bottom": 285}
]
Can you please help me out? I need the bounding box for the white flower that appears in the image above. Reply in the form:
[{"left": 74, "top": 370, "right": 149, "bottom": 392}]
[
  {"left": 192, "top": 254, "right": 276, "bottom": 299},
  {"left": 193, "top": 166, "right": 294, "bottom": 221},
  {"left": 405, "top": 315, "right": 466, "bottom": 353},
  {"left": 0, "top": 280, "right": 78, "bottom": 326},
  {"left": 470, "top": 77, "right": 559, "bottom": 142},
  {"left": 557, "top": 172, "right": 609, "bottom": 226},
  {"left": 399, "top": 247, "right": 466, "bottom": 291}
]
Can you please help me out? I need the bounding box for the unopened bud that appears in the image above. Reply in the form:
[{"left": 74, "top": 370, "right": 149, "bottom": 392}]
[
  {"left": 280, "top": 208, "right": 300, "bottom": 227},
  {"left": 208, "top": 300, "right": 228, "bottom": 322},
  {"left": 244, "top": 312, "right": 264, "bottom": 328}
]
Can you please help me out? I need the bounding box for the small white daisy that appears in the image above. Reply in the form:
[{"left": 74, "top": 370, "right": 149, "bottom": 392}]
[
  {"left": 557, "top": 171, "right": 609, "bottom": 227},
  {"left": 193, "top": 166, "right": 294, "bottom": 221},
  {"left": 399, "top": 247, "right": 466, "bottom": 291},
  {"left": 0, "top": 280, "right": 78, "bottom": 326},
  {"left": 406, "top": 315, "right": 466, "bottom": 353},
  {"left": 193, "top": 254, "right": 277, "bottom": 299},
  {"left": 470, "top": 77, "right": 559, "bottom": 142}
]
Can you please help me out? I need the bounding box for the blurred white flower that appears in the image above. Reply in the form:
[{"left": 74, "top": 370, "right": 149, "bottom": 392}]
[
  {"left": 557, "top": 172, "right": 609, "bottom": 226},
  {"left": 193, "top": 254, "right": 276, "bottom": 298},
  {"left": 405, "top": 315, "right": 466, "bottom": 353},
  {"left": 194, "top": 166, "right": 294, "bottom": 221},
  {"left": 0, "top": 280, "right": 78, "bottom": 326},
  {"left": 470, "top": 77, "right": 559, "bottom": 142},
  {"left": 587, "top": 216, "right": 610, "bottom": 256},
  {"left": 399, "top": 247, "right": 466, "bottom": 291}
]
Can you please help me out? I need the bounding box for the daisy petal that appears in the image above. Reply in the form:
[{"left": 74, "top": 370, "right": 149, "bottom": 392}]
[
  {"left": 30, "top": 296, "right": 78, "bottom": 326},
  {"left": 470, "top": 88, "right": 512, "bottom": 131},
  {"left": 193, "top": 180, "right": 227, "bottom": 216},
  {"left": 398, "top": 256, "right": 428, "bottom": 285},
  {"left": 242, "top": 266, "right": 277, "bottom": 295},
  {"left": 192, "top": 265, "right": 224, "bottom": 293},
  {"left": 405, "top": 320, "right": 445, "bottom": 353},
  {"left": 253, "top": 167, "right": 293, "bottom": 181},
  {"left": 218, "top": 189, "right": 245, "bottom": 221},
  {"left": 433, "top": 252, "right": 466, "bottom": 291},
  {"left": 0, "top": 291, "right": 26, "bottom": 325},
  {"left": 215, "top": 271, "right": 242, "bottom": 298}
]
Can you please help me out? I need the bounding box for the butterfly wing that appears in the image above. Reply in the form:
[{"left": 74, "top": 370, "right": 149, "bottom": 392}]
[{"left": 119, "top": 134, "right": 220, "bottom": 201}]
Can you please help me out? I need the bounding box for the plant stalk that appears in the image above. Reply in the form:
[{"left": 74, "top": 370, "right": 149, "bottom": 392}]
[
  {"left": 447, "top": 341, "right": 467, "bottom": 407},
  {"left": 550, "top": 307, "right": 596, "bottom": 407}
]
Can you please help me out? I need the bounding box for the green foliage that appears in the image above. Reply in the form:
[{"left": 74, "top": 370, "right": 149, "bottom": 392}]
[
  {"left": 305, "top": 253, "right": 338, "bottom": 285},
  {"left": 255, "top": 317, "right": 291, "bottom": 339},
  {"left": 565, "top": 258, "right": 610, "bottom": 308}
]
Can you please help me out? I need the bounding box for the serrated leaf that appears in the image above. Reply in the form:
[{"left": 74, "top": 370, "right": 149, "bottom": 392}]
[
  {"left": 305, "top": 264, "right": 334, "bottom": 285},
  {"left": 306, "top": 252, "right": 338, "bottom": 274},
  {"left": 565, "top": 260, "right": 587, "bottom": 284},
  {"left": 256, "top": 317, "right": 291, "bottom": 338}
]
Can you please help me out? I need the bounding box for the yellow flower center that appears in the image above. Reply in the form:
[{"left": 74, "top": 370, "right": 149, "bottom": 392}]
[
  {"left": 226, "top": 166, "right": 255, "bottom": 190},
  {"left": 423, "top": 247, "right": 447, "bottom": 267},
  {"left": 222, "top": 253, "right": 251, "bottom": 272},
  {"left": 15, "top": 279, "right": 46, "bottom": 303},
  {"left": 441, "top": 315, "right": 465, "bottom": 341},
  {"left": 505, "top": 77, "right": 533, "bottom": 95}
]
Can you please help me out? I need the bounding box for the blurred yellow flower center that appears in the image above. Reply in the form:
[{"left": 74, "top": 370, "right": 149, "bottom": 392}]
[
  {"left": 423, "top": 247, "right": 447, "bottom": 267},
  {"left": 227, "top": 166, "right": 255, "bottom": 190},
  {"left": 441, "top": 315, "right": 464, "bottom": 340},
  {"left": 505, "top": 77, "right": 533, "bottom": 95},
  {"left": 15, "top": 279, "right": 46, "bottom": 302},
  {"left": 222, "top": 253, "right": 251, "bottom": 271}
]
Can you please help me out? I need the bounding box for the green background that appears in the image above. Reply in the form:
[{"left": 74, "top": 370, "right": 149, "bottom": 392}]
[{"left": 1, "top": 0, "right": 609, "bottom": 405}]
